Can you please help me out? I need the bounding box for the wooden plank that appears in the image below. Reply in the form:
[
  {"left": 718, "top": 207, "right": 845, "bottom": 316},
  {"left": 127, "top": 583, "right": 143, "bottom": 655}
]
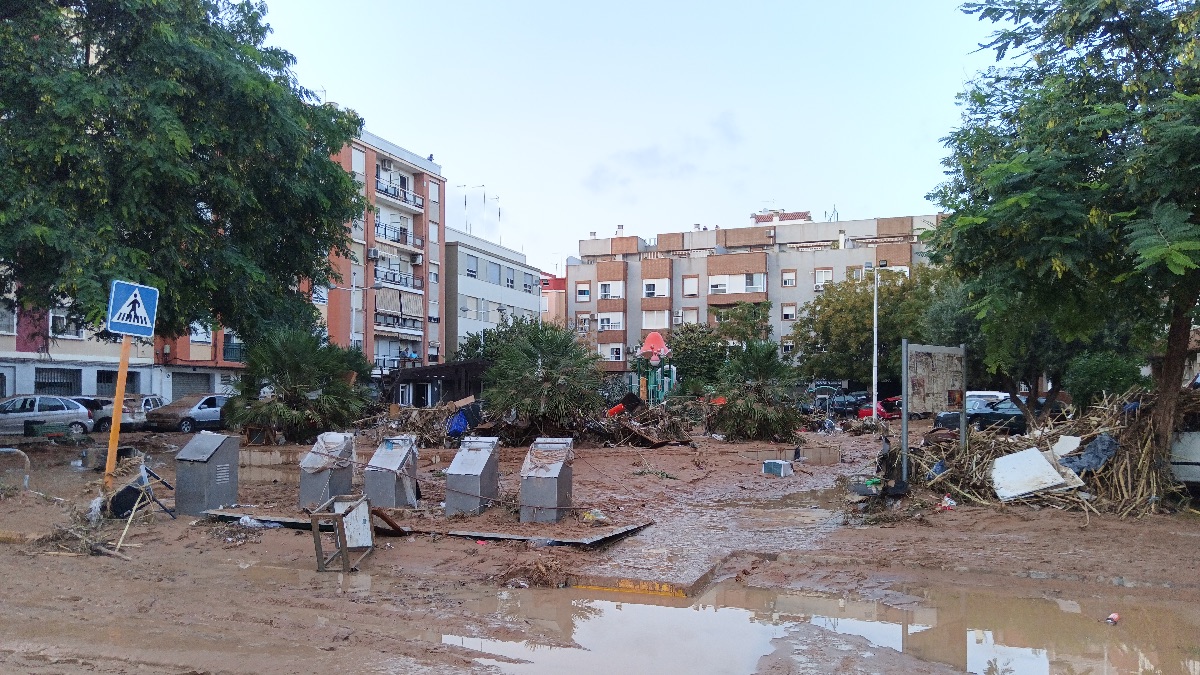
[{"left": 446, "top": 521, "right": 652, "bottom": 546}]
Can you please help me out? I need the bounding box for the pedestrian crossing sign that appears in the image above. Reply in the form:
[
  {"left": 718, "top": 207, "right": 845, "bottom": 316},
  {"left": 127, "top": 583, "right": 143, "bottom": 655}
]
[{"left": 106, "top": 280, "right": 159, "bottom": 338}]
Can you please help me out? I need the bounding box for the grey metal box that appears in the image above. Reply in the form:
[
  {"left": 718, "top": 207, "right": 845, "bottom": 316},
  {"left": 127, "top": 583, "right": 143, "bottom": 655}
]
[
  {"left": 364, "top": 435, "right": 419, "bottom": 508},
  {"left": 299, "top": 432, "right": 355, "bottom": 510},
  {"left": 519, "top": 437, "right": 573, "bottom": 523},
  {"left": 174, "top": 433, "right": 239, "bottom": 516},
  {"left": 445, "top": 436, "right": 500, "bottom": 517}
]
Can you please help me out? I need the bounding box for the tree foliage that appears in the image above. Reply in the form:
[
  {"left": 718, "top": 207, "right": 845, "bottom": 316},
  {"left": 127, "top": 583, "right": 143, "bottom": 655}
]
[
  {"left": 790, "top": 268, "right": 937, "bottom": 383},
  {"left": 226, "top": 329, "right": 375, "bottom": 443},
  {"left": 1064, "top": 351, "right": 1149, "bottom": 408},
  {"left": 711, "top": 340, "right": 800, "bottom": 442},
  {"left": 928, "top": 0, "right": 1200, "bottom": 448},
  {"left": 453, "top": 315, "right": 543, "bottom": 362},
  {"left": 665, "top": 322, "right": 726, "bottom": 388},
  {"left": 482, "top": 321, "right": 603, "bottom": 437},
  {"left": 0, "top": 0, "right": 366, "bottom": 341},
  {"left": 714, "top": 302, "right": 772, "bottom": 344}
]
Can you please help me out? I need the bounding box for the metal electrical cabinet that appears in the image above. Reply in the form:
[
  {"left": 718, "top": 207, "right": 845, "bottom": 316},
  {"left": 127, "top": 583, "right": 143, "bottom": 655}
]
[
  {"left": 174, "top": 433, "right": 239, "bottom": 516},
  {"left": 364, "top": 435, "right": 419, "bottom": 508},
  {"left": 445, "top": 436, "right": 500, "bottom": 517},
  {"left": 519, "top": 437, "right": 573, "bottom": 523},
  {"left": 299, "top": 432, "right": 355, "bottom": 510}
]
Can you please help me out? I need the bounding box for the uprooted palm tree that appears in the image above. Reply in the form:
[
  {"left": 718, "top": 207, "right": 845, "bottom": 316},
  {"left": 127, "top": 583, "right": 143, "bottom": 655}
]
[
  {"left": 226, "top": 329, "right": 375, "bottom": 443},
  {"left": 711, "top": 339, "right": 801, "bottom": 442},
  {"left": 481, "top": 321, "right": 603, "bottom": 439}
]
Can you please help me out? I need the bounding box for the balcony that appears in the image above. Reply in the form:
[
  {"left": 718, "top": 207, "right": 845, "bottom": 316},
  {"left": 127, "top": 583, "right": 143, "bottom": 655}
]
[
  {"left": 374, "top": 179, "right": 425, "bottom": 212},
  {"left": 374, "top": 223, "right": 424, "bottom": 250},
  {"left": 222, "top": 343, "right": 245, "bottom": 362},
  {"left": 374, "top": 313, "right": 423, "bottom": 334},
  {"left": 598, "top": 322, "right": 622, "bottom": 331},
  {"left": 374, "top": 268, "right": 424, "bottom": 290},
  {"left": 374, "top": 356, "right": 423, "bottom": 370}
]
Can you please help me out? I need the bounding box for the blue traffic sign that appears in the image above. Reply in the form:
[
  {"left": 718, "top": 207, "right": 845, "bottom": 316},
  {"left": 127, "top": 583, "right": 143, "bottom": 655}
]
[{"left": 107, "top": 280, "right": 159, "bottom": 337}]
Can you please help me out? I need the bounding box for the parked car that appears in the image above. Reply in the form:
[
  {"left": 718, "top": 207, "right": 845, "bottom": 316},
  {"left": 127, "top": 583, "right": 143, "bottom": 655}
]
[
  {"left": 0, "top": 395, "right": 94, "bottom": 434},
  {"left": 827, "top": 394, "right": 868, "bottom": 418},
  {"left": 933, "top": 396, "right": 998, "bottom": 430},
  {"left": 965, "top": 397, "right": 1069, "bottom": 434},
  {"left": 145, "top": 393, "right": 228, "bottom": 433},
  {"left": 124, "top": 394, "right": 168, "bottom": 430}
]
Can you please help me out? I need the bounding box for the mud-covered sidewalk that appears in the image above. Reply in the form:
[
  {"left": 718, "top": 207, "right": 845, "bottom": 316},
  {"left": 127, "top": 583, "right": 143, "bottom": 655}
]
[{"left": 1, "top": 425, "right": 1198, "bottom": 674}]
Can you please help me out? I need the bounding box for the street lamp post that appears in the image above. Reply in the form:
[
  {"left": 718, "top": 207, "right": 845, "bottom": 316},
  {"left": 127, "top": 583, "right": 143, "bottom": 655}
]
[{"left": 865, "top": 260, "right": 887, "bottom": 421}]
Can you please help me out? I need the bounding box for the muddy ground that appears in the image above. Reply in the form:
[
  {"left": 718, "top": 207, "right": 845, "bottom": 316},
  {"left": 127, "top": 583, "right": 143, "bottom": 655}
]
[{"left": 1, "top": 422, "right": 1198, "bottom": 674}]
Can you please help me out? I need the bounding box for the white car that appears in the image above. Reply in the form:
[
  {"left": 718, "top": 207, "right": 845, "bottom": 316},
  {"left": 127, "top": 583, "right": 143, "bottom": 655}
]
[{"left": 0, "top": 395, "right": 94, "bottom": 434}]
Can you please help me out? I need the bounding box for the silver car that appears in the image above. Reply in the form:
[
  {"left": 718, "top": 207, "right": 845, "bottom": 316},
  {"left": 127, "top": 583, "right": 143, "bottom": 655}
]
[{"left": 0, "top": 395, "right": 94, "bottom": 434}]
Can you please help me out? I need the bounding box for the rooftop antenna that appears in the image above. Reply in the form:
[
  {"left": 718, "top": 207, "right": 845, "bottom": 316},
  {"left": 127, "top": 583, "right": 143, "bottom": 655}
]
[{"left": 825, "top": 205, "right": 839, "bottom": 222}]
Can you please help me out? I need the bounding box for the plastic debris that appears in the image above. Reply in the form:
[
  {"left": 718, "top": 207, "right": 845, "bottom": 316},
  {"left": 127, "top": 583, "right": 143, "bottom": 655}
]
[
  {"left": 580, "top": 508, "right": 610, "bottom": 526},
  {"left": 238, "top": 515, "right": 282, "bottom": 529},
  {"left": 1058, "top": 433, "right": 1119, "bottom": 474},
  {"left": 1106, "top": 612, "right": 1120, "bottom": 625},
  {"left": 936, "top": 494, "right": 957, "bottom": 512}
]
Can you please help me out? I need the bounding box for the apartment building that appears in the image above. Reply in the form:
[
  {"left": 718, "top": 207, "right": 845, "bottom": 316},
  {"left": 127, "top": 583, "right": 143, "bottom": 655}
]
[
  {"left": 444, "top": 228, "right": 542, "bottom": 352},
  {"left": 540, "top": 272, "right": 568, "bottom": 326},
  {"left": 566, "top": 212, "right": 939, "bottom": 373},
  {"left": 324, "top": 131, "right": 447, "bottom": 374}
]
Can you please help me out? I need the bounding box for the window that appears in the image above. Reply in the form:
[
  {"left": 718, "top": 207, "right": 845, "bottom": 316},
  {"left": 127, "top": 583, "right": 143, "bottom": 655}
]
[
  {"left": 311, "top": 286, "right": 329, "bottom": 305},
  {"left": 429, "top": 223, "right": 439, "bottom": 244},
  {"left": 0, "top": 304, "right": 15, "bottom": 334},
  {"left": 429, "top": 181, "right": 440, "bottom": 203},
  {"left": 351, "top": 147, "right": 366, "bottom": 176},
  {"left": 599, "top": 282, "right": 612, "bottom": 299},
  {"left": 576, "top": 282, "right": 591, "bottom": 302},
  {"left": 190, "top": 323, "right": 212, "bottom": 343},
  {"left": 598, "top": 281, "right": 622, "bottom": 299},
  {"left": 782, "top": 270, "right": 797, "bottom": 287},
  {"left": 815, "top": 268, "right": 834, "bottom": 285},
  {"left": 487, "top": 261, "right": 502, "bottom": 285},
  {"left": 505, "top": 267, "right": 515, "bottom": 289},
  {"left": 34, "top": 368, "right": 81, "bottom": 396},
  {"left": 598, "top": 344, "right": 623, "bottom": 361},
  {"left": 50, "top": 308, "right": 84, "bottom": 339},
  {"left": 682, "top": 277, "right": 699, "bottom": 297},
  {"left": 643, "top": 278, "right": 668, "bottom": 298},
  {"left": 782, "top": 304, "right": 797, "bottom": 321},
  {"left": 38, "top": 397, "right": 67, "bottom": 412},
  {"left": 709, "top": 275, "right": 728, "bottom": 294},
  {"left": 598, "top": 312, "right": 623, "bottom": 331},
  {"left": 782, "top": 340, "right": 795, "bottom": 355},
  {"left": 609, "top": 347, "right": 622, "bottom": 361},
  {"left": 524, "top": 272, "right": 537, "bottom": 294},
  {"left": 576, "top": 314, "right": 591, "bottom": 333},
  {"left": 744, "top": 273, "right": 765, "bottom": 293},
  {"left": 464, "top": 254, "right": 478, "bottom": 278},
  {"left": 683, "top": 308, "right": 699, "bottom": 324},
  {"left": 642, "top": 310, "right": 670, "bottom": 330},
  {"left": 847, "top": 265, "right": 864, "bottom": 281},
  {"left": 429, "top": 264, "right": 440, "bottom": 284}
]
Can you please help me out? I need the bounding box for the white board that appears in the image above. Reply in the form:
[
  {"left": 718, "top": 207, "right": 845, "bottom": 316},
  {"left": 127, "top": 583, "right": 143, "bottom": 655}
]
[
  {"left": 334, "top": 499, "right": 374, "bottom": 549},
  {"left": 992, "top": 448, "right": 1066, "bottom": 501},
  {"left": 1051, "top": 435, "right": 1082, "bottom": 458},
  {"left": 1171, "top": 432, "right": 1200, "bottom": 483}
]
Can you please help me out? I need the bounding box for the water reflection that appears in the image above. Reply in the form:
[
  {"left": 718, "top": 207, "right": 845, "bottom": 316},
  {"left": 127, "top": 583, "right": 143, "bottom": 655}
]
[{"left": 447, "top": 581, "right": 1200, "bottom": 675}]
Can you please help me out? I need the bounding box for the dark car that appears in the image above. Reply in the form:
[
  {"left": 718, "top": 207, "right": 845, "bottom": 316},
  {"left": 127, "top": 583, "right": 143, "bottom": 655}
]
[
  {"left": 828, "top": 394, "right": 867, "bottom": 418},
  {"left": 967, "top": 397, "right": 1069, "bottom": 434},
  {"left": 933, "top": 396, "right": 996, "bottom": 430}
]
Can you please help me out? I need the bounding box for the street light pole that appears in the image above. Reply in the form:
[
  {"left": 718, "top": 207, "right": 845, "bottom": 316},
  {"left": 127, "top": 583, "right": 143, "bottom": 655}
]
[{"left": 867, "top": 262, "right": 878, "bottom": 421}]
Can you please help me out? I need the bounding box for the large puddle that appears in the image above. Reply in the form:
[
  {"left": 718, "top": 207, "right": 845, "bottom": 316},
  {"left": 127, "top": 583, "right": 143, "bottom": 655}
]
[{"left": 430, "top": 580, "right": 1200, "bottom": 674}]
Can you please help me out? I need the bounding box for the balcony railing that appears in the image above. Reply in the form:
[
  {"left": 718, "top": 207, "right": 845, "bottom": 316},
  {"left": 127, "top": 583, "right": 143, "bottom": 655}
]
[
  {"left": 374, "top": 313, "right": 423, "bottom": 331},
  {"left": 374, "top": 180, "right": 425, "bottom": 209},
  {"left": 374, "top": 268, "right": 424, "bottom": 289},
  {"left": 374, "top": 223, "right": 423, "bottom": 248},
  {"left": 222, "top": 343, "right": 245, "bottom": 362},
  {"left": 374, "top": 356, "right": 423, "bottom": 370},
  {"left": 598, "top": 322, "right": 622, "bottom": 332}
]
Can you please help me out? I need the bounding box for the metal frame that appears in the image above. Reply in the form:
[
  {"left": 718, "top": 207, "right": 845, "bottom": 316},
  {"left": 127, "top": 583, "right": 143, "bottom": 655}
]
[{"left": 309, "top": 495, "right": 374, "bottom": 573}]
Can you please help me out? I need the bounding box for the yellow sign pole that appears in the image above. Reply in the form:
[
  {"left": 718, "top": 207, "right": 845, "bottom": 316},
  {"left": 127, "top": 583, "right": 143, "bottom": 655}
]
[{"left": 103, "top": 334, "right": 133, "bottom": 491}]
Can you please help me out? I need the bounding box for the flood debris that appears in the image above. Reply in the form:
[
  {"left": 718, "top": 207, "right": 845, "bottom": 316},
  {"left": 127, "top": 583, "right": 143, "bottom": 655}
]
[{"left": 902, "top": 391, "right": 1192, "bottom": 516}]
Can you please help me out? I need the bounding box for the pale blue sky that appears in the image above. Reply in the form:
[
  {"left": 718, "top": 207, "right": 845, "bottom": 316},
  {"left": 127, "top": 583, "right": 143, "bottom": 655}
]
[{"left": 264, "top": 1, "right": 1000, "bottom": 273}]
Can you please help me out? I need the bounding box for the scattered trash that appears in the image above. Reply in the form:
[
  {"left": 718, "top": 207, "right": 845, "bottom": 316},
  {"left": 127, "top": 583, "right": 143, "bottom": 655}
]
[
  {"left": 762, "top": 459, "right": 794, "bottom": 477},
  {"left": 506, "top": 578, "right": 529, "bottom": 588},
  {"left": 992, "top": 448, "right": 1067, "bottom": 501},
  {"left": 238, "top": 515, "right": 282, "bottom": 529},
  {"left": 1058, "top": 433, "right": 1118, "bottom": 474},
  {"left": 936, "top": 494, "right": 957, "bottom": 511},
  {"left": 711, "top": 433, "right": 726, "bottom": 441},
  {"left": 1106, "top": 612, "right": 1120, "bottom": 625},
  {"left": 580, "top": 508, "right": 609, "bottom": 526}
]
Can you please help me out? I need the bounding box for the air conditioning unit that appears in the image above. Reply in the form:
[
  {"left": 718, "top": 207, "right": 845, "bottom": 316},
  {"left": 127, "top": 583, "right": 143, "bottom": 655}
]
[
  {"left": 411, "top": 253, "right": 423, "bottom": 265},
  {"left": 813, "top": 283, "right": 825, "bottom": 292},
  {"left": 672, "top": 316, "right": 683, "bottom": 325},
  {"left": 589, "top": 313, "right": 597, "bottom": 319},
  {"left": 765, "top": 229, "right": 775, "bottom": 238},
  {"left": 379, "top": 158, "right": 394, "bottom": 171},
  {"left": 366, "top": 247, "right": 381, "bottom": 260},
  {"left": 673, "top": 310, "right": 683, "bottom": 318}
]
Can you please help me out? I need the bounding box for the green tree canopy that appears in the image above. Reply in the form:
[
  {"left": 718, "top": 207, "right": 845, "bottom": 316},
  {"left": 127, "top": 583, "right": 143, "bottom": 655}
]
[
  {"left": 0, "top": 0, "right": 366, "bottom": 341},
  {"left": 665, "top": 322, "right": 726, "bottom": 388},
  {"left": 714, "top": 301, "right": 772, "bottom": 344},
  {"left": 790, "top": 267, "right": 936, "bottom": 384},
  {"left": 453, "top": 315, "right": 543, "bottom": 362}
]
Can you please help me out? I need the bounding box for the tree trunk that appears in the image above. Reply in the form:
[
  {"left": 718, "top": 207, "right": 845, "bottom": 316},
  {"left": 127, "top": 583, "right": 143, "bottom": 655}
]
[{"left": 1152, "top": 290, "right": 1199, "bottom": 456}]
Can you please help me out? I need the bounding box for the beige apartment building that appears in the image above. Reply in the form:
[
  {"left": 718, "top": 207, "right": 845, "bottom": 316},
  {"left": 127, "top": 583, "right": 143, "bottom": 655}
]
[{"left": 565, "top": 211, "right": 939, "bottom": 374}]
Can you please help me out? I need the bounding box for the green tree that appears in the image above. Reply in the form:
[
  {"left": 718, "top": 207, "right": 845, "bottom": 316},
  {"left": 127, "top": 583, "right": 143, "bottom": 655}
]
[
  {"left": 1064, "top": 351, "right": 1149, "bottom": 408},
  {"left": 482, "top": 321, "right": 603, "bottom": 437},
  {"left": 226, "top": 329, "right": 375, "bottom": 443},
  {"left": 928, "top": 0, "right": 1200, "bottom": 450},
  {"left": 665, "top": 322, "right": 726, "bottom": 389},
  {"left": 453, "top": 315, "right": 543, "bottom": 362},
  {"left": 0, "top": 0, "right": 366, "bottom": 341},
  {"left": 712, "top": 339, "right": 801, "bottom": 441},
  {"left": 714, "top": 301, "right": 772, "bottom": 344},
  {"left": 790, "top": 267, "right": 935, "bottom": 383}
]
